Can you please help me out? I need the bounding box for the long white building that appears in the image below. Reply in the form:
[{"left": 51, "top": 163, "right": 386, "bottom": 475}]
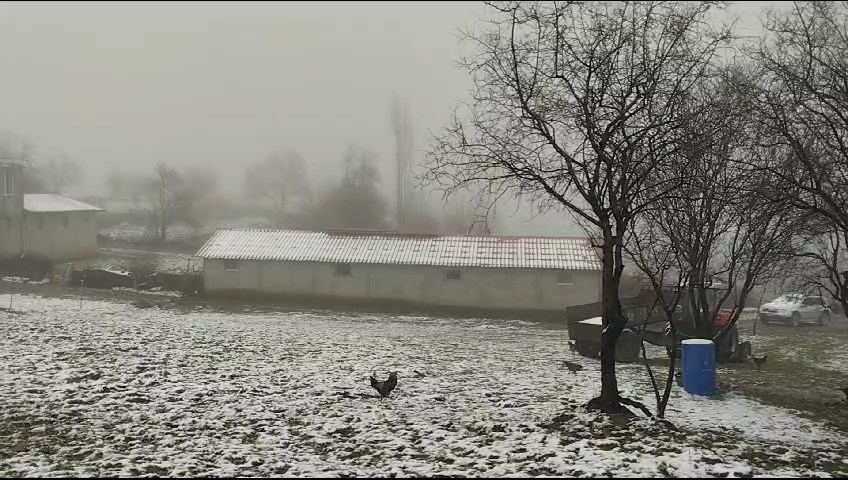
[{"left": 195, "top": 229, "right": 602, "bottom": 314}]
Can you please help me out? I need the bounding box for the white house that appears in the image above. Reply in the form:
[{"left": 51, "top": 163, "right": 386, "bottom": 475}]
[
  {"left": 195, "top": 229, "right": 602, "bottom": 314},
  {"left": 22, "top": 194, "right": 102, "bottom": 260},
  {"left": 0, "top": 162, "right": 102, "bottom": 261}
]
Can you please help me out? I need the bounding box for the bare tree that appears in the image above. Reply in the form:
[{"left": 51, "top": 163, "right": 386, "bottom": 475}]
[
  {"left": 649, "top": 78, "right": 741, "bottom": 341},
  {"left": 794, "top": 226, "right": 848, "bottom": 315},
  {"left": 423, "top": 1, "right": 731, "bottom": 413},
  {"left": 441, "top": 197, "right": 476, "bottom": 235},
  {"left": 438, "top": 190, "right": 500, "bottom": 236},
  {"left": 749, "top": 1, "right": 848, "bottom": 315},
  {"left": 626, "top": 219, "right": 688, "bottom": 419},
  {"left": 244, "top": 150, "right": 310, "bottom": 226},
  {"left": 629, "top": 68, "right": 803, "bottom": 361},
  {"left": 315, "top": 146, "right": 390, "bottom": 231},
  {"left": 176, "top": 166, "right": 220, "bottom": 230},
  {"left": 402, "top": 207, "right": 442, "bottom": 234},
  {"left": 0, "top": 131, "right": 31, "bottom": 164},
  {"left": 128, "top": 175, "right": 154, "bottom": 205},
  {"left": 0, "top": 132, "right": 44, "bottom": 193},
  {"left": 106, "top": 171, "right": 124, "bottom": 200},
  {"left": 709, "top": 176, "right": 803, "bottom": 345},
  {"left": 151, "top": 162, "right": 182, "bottom": 242},
  {"left": 44, "top": 155, "right": 82, "bottom": 194}
]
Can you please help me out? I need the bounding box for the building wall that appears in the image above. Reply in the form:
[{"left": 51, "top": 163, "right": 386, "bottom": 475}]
[
  {"left": 23, "top": 211, "right": 99, "bottom": 260},
  {"left": 202, "top": 259, "right": 601, "bottom": 312},
  {"left": 0, "top": 217, "right": 23, "bottom": 258},
  {"left": 0, "top": 163, "right": 24, "bottom": 259},
  {"left": 0, "top": 163, "right": 23, "bottom": 219}
]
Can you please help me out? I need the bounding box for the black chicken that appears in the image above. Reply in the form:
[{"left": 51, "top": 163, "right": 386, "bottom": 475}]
[
  {"left": 752, "top": 354, "right": 767, "bottom": 370},
  {"left": 564, "top": 361, "right": 583, "bottom": 374},
  {"left": 370, "top": 372, "right": 398, "bottom": 399}
]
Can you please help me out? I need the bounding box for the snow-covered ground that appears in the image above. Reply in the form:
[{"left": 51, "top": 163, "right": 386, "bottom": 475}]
[
  {"left": 0, "top": 293, "right": 846, "bottom": 477},
  {"left": 1, "top": 277, "right": 49, "bottom": 285}
]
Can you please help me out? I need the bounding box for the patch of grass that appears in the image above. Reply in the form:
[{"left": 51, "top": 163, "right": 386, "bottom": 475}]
[
  {"left": 144, "top": 465, "right": 171, "bottom": 476},
  {"left": 331, "top": 426, "right": 357, "bottom": 438},
  {"left": 241, "top": 431, "right": 259, "bottom": 444}
]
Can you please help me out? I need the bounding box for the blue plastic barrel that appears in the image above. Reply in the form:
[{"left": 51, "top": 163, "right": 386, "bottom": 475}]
[{"left": 681, "top": 339, "right": 716, "bottom": 396}]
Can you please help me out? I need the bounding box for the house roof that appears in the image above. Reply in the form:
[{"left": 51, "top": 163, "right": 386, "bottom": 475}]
[
  {"left": 24, "top": 194, "right": 103, "bottom": 213},
  {"left": 195, "top": 229, "right": 602, "bottom": 271}
]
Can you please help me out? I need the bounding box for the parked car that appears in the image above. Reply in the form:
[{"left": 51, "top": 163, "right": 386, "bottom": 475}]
[{"left": 758, "top": 293, "right": 831, "bottom": 326}]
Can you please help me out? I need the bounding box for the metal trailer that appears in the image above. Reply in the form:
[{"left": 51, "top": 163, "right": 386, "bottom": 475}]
[{"left": 566, "top": 287, "right": 741, "bottom": 363}]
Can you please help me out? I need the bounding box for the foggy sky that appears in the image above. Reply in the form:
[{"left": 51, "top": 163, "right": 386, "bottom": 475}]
[{"left": 0, "top": 1, "right": 780, "bottom": 237}]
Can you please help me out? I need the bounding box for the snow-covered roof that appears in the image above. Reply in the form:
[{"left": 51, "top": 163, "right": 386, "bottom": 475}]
[
  {"left": 195, "top": 229, "right": 602, "bottom": 271},
  {"left": 24, "top": 194, "right": 103, "bottom": 213}
]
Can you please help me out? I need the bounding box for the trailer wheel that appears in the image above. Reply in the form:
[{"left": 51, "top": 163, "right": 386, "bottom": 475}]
[
  {"left": 574, "top": 341, "right": 600, "bottom": 358},
  {"left": 716, "top": 325, "right": 739, "bottom": 363},
  {"left": 616, "top": 331, "right": 641, "bottom": 362}
]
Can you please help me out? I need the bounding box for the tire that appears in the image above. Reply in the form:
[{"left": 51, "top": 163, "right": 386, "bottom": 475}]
[
  {"left": 791, "top": 312, "right": 801, "bottom": 327},
  {"left": 818, "top": 312, "right": 830, "bottom": 326},
  {"left": 615, "top": 331, "right": 641, "bottom": 363},
  {"left": 716, "top": 326, "right": 739, "bottom": 363},
  {"left": 574, "top": 341, "right": 600, "bottom": 358}
]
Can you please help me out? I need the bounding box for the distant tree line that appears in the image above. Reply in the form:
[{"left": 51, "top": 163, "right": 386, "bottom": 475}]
[
  {"left": 0, "top": 133, "right": 82, "bottom": 195},
  {"left": 240, "top": 144, "right": 493, "bottom": 235}
]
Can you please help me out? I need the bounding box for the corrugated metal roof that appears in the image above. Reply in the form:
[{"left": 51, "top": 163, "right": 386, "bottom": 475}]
[
  {"left": 24, "top": 194, "right": 103, "bottom": 213},
  {"left": 195, "top": 229, "right": 601, "bottom": 271}
]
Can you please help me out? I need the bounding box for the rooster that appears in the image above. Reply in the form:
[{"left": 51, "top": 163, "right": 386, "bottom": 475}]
[
  {"left": 752, "top": 354, "right": 767, "bottom": 370},
  {"left": 563, "top": 361, "right": 583, "bottom": 374},
  {"left": 568, "top": 341, "right": 577, "bottom": 354},
  {"left": 370, "top": 372, "right": 398, "bottom": 399}
]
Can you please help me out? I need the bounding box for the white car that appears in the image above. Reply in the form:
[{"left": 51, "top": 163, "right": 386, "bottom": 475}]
[{"left": 758, "top": 294, "right": 831, "bottom": 327}]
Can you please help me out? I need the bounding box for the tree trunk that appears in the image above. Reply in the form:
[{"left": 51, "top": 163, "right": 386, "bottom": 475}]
[
  {"left": 696, "top": 283, "right": 712, "bottom": 339},
  {"left": 658, "top": 328, "right": 677, "bottom": 419},
  {"left": 753, "top": 287, "right": 766, "bottom": 336},
  {"left": 158, "top": 220, "right": 167, "bottom": 242},
  {"left": 599, "top": 287, "right": 620, "bottom": 406},
  {"left": 588, "top": 234, "right": 625, "bottom": 413}
]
